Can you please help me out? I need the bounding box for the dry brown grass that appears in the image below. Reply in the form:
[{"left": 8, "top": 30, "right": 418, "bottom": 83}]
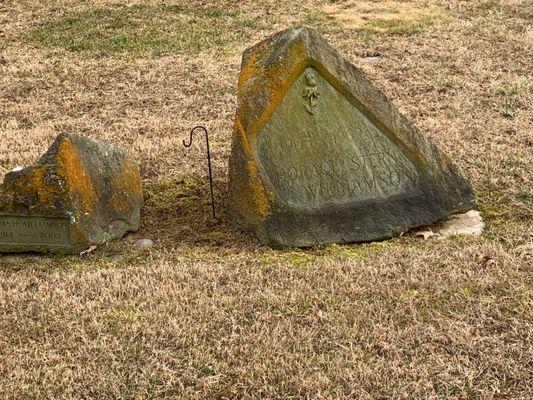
[{"left": 0, "top": 0, "right": 532, "bottom": 398}]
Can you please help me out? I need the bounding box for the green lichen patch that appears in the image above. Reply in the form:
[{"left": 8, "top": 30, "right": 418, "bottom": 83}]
[{"left": 258, "top": 238, "right": 402, "bottom": 268}]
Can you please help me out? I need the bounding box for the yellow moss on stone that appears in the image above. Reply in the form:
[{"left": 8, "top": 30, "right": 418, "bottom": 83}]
[
  {"left": 0, "top": 164, "right": 64, "bottom": 212},
  {"left": 109, "top": 155, "right": 142, "bottom": 213},
  {"left": 55, "top": 137, "right": 98, "bottom": 217},
  {"left": 237, "top": 48, "right": 261, "bottom": 94},
  {"left": 251, "top": 43, "right": 307, "bottom": 137},
  {"left": 234, "top": 119, "right": 273, "bottom": 219},
  {"left": 236, "top": 39, "right": 307, "bottom": 141},
  {"left": 231, "top": 39, "right": 309, "bottom": 222}
]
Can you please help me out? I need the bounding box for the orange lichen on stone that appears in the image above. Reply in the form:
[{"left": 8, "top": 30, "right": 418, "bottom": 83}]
[
  {"left": 238, "top": 36, "right": 427, "bottom": 172},
  {"left": 237, "top": 48, "right": 261, "bottom": 94},
  {"left": 0, "top": 164, "right": 64, "bottom": 212},
  {"left": 69, "top": 224, "right": 86, "bottom": 243},
  {"left": 230, "top": 39, "right": 310, "bottom": 223},
  {"left": 231, "top": 38, "right": 311, "bottom": 224},
  {"left": 234, "top": 120, "right": 273, "bottom": 220},
  {"left": 109, "top": 155, "right": 143, "bottom": 213},
  {"left": 255, "top": 44, "right": 307, "bottom": 135},
  {"left": 0, "top": 133, "right": 143, "bottom": 254},
  {"left": 237, "top": 40, "right": 308, "bottom": 142},
  {"left": 55, "top": 137, "right": 98, "bottom": 217},
  {"left": 30, "top": 167, "right": 59, "bottom": 207}
]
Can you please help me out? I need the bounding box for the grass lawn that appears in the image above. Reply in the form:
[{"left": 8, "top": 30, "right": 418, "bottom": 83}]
[{"left": 0, "top": 0, "right": 531, "bottom": 398}]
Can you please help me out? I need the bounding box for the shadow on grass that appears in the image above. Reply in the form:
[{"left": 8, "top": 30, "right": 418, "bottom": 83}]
[
  {"left": 1, "top": 175, "right": 498, "bottom": 273},
  {"left": 140, "top": 175, "right": 254, "bottom": 250},
  {"left": 0, "top": 175, "right": 255, "bottom": 273}
]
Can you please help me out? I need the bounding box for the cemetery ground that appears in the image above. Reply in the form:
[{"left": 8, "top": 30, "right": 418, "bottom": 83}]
[{"left": 0, "top": 0, "right": 531, "bottom": 398}]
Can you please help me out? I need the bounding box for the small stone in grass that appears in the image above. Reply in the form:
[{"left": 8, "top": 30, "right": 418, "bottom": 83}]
[
  {"left": 362, "top": 56, "right": 382, "bottom": 63},
  {"left": 437, "top": 210, "right": 484, "bottom": 237},
  {"left": 133, "top": 238, "right": 153, "bottom": 248}
]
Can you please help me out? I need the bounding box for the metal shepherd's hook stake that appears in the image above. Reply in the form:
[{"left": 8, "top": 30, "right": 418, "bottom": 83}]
[{"left": 183, "top": 125, "right": 216, "bottom": 219}]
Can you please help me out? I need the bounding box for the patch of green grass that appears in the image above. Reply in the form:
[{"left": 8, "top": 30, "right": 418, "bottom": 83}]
[
  {"left": 99, "top": 302, "right": 139, "bottom": 325},
  {"left": 259, "top": 239, "right": 401, "bottom": 269},
  {"left": 176, "top": 244, "right": 233, "bottom": 264},
  {"left": 477, "top": 0, "right": 500, "bottom": 11},
  {"left": 303, "top": 10, "right": 341, "bottom": 31},
  {"left": 476, "top": 183, "right": 509, "bottom": 221},
  {"left": 477, "top": 0, "right": 533, "bottom": 19},
  {"left": 477, "top": 189, "right": 531, "bottom": 231},
  {"left": 511, "top": 289, "right": 533, "bottom": 316},
  {"left": 446, "top": 105, "right": 461, "bottom": 117},
  {"left": 400, "top": 288, "right": 427, "bottom": 299},
  {"left": 55, "top": 257, "right": 119, "bottom": 270},
  {"left": 495, "top": 78, "right": 533, "bottom": 96},
  {"left": 516, "top": 192, "right": 533, "bottom": 204},
  {"left": 27, "top": 4, "right": 273, "bottom": 57},
  {"left": 437, "top": 74, "right": 466, "bottom": 90},
  {"left": 361, "top": 31, "right": 376, "bottom": 46},
  {"left": 456, "top": 284, "right": 475, "bottom": 298},
  {"left": 494, "top": 78, "right": 531, "bottom": 118},
  {"left": 144, "top": 177, "right": 201, "bottom": 211},
  {"left": 474, "top": 154, "right": 532, "bottom": 227},
  {"left": 323, "top": 240, "right": 399, "bottom": 260},
  {"left": 498, "top": 96, "right": 519, "bottom": 118},
  {"left": 261, "top": 250, "right": 317, "bottom": 268},
  {"left": 0, "top": 251, "right": 133, "bottom": 274}
]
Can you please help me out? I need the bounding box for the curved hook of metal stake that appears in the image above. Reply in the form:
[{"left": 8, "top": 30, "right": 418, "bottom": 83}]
[
  {"left": 183, "top": 125, "right": 216, "bottom": 219},
  {"left": 183, "top": 125, "right": 207, "bottom": 148}
]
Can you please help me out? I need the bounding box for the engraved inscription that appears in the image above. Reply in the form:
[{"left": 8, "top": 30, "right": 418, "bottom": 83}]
[
  {"left": 0, "top": 216, "right": 71, "bottom": 246},
  {"left": 257, "top": 66, "right": 420, "bottom": 208}
]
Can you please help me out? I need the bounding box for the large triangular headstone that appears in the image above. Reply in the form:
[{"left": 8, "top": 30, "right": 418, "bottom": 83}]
[{"left": 227, "top": 27, "right": 476, "bottom": 247}]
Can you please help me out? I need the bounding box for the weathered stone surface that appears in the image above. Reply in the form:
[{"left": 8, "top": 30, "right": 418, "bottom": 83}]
[
  {"left": 437, "top": 210, "right": 484, "bottom": 237},
  {"left": 0, "top": 133, "right": 143, "bottom": 254},
  {"left": 227, "top": 27, "right": 476, "bottom": 247}
]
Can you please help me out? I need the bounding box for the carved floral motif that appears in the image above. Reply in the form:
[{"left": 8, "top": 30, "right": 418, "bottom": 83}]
[{"left": 302, "top": 71, "right": 320, "bottom": 114}]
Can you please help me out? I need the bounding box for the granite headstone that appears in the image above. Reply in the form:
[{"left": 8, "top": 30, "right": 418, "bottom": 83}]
[{"left": 227, "top": 27, "right": 476, "bottom": 247}]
